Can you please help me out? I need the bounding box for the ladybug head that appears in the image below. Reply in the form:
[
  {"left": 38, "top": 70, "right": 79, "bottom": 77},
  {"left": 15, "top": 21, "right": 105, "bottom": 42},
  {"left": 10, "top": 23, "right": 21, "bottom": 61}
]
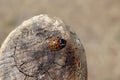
[{"left": 59, "top": 38, "right": 66, "bottom": 49}]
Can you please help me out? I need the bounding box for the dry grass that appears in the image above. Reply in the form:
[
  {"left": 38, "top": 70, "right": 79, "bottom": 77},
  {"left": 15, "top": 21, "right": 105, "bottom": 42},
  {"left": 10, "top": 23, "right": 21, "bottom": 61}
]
[{"left": 0, "top": 0, "right": 120, "bottom": 80}]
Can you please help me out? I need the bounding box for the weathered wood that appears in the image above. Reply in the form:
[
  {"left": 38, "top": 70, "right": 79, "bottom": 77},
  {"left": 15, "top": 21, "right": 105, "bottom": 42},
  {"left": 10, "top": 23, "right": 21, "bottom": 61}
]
[{"left": 0, "top": 14, "right": 87, "bottom": 80}]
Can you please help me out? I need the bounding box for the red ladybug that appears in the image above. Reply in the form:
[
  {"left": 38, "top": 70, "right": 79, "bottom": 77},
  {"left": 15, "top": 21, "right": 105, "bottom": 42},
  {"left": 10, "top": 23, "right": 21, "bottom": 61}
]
[{"left": 48, "top": 37, "right": 66, "bottom": 51}]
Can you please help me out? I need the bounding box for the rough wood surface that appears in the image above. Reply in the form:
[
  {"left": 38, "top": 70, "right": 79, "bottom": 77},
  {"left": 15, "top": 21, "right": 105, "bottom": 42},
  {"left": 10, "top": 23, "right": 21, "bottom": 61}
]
[{"left": 0, "top": 14, "right": 87, "bottom": 80}]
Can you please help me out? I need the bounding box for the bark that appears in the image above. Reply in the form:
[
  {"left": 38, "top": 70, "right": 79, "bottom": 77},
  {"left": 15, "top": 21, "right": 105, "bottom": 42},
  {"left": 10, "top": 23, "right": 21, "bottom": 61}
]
[{"left": 0, "top": 14, "right": 87, "bottom": 80}]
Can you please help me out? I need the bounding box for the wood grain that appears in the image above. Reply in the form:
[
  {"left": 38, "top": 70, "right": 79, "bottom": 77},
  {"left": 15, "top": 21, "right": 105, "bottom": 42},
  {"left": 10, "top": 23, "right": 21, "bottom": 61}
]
[{"left": 0, "top": 14, "right": 87, "bottom": 80}]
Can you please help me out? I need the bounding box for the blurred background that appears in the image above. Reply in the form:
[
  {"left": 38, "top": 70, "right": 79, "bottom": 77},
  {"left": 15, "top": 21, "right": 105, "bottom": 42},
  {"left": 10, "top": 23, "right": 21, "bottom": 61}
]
[{"left": 0, "top": 0, "right": 120, "bottom": 80}]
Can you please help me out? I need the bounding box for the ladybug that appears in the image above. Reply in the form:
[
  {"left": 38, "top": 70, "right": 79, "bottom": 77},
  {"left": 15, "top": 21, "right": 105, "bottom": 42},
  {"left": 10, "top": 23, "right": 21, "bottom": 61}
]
[{"left": 48, "top": 37, "right": 66, "bottom": 51}]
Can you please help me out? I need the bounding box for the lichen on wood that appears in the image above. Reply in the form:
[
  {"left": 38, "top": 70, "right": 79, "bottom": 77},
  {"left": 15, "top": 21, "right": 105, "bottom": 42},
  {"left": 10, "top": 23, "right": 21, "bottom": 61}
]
[{"left": 0, "top": 14, "right": 87, "bottom": 80}]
